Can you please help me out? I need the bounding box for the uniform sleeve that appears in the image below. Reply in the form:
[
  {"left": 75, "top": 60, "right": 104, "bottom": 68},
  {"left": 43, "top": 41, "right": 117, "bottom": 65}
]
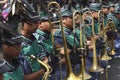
[
  {"left": 54, "top": 30, "right": 64, "bottom": 47},
  {"left": 19, "top": 55, "right": 33, "bottom": 75}
]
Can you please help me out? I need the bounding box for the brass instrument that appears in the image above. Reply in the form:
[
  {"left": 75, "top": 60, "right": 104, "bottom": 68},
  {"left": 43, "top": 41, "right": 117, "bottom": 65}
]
[
  {"left": 97, "top": 10, "right": 112, "bottom": 60},
  {"left": 72, "top": 10, "right": 79, "bottom": 75},
  {"left": 73, "top": 10, "right": 92, "bottom": 80},
  {"left": 98, "top": 10, "right": 104, "bottom": 36},
  {"left": 47, "top": 2, "right": 61, "bottom": 80},
  {"left": 84, "top": 11, "right": 104, "bottom": 72},
  {"left": 48, "top": 1, "right": 59, "bottom": 55},
  {"left": 48, "top": 2, "right": 61, "bottom": 25},
  {"left": 98, "top": 10, "right": 111, "bottom": 80},
  {"left": 106, "top": 18, "right": 116, "bottom": 55},
  {"left": 30, "top": 55, "right": 52, "bottom": 80},
  {"left": 47, "top": 2, "right": 82, "bottom": 80},
  {"left": 72, "top": 10, "right": 80, "bottom": 54},
  {"left": 48, "top": 1, "right": 81, "bottom": 80}
]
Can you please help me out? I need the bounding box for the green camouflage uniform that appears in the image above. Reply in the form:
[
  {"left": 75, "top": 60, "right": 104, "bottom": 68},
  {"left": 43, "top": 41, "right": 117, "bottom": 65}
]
[
  {"left": 34, "top": 29, "right": 53, "bottom": 54},
  {"left": 21, "top": 36, "right": 43, "bottom": 72},
  {"left": 3, "top": 65, "right": 24, "bottom": 80}
]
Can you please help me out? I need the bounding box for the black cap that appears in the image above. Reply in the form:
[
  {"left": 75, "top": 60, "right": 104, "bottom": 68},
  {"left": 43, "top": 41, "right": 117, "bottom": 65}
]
[
  {"left": 29, "top": 11, "right": 40, "bottom": 22},
  {"left": 22, "top": 11, "right": 40, "bottom": 23},
  {"left": 0, "top": 22, "right": 23, "bottom": 46}
]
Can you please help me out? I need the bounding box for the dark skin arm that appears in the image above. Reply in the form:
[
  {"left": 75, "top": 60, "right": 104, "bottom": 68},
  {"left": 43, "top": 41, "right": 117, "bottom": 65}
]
[
  {"left": 0, "top": 74, "right": 3, "bottom": 80},
  {"left": 56, "top": 44, "right": 71, "bottom": 65},
  {"left": 24, "top": 69, "right": 45, "bottom": 80}
]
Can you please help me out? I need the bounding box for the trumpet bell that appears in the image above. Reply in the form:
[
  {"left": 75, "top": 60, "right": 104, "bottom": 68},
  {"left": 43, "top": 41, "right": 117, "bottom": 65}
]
[
  {"left": 101, "top": 53, "right": 112, "bottom": 61},
  {"left": 66, "top": 73, "right": 81, "bottom": 80},
  {"left": 89, "top": 65, "right": 104, "bottom": 72},
  {"left": 100, "top": 47, "right": 112, "bottom": 60},
  {"left": 78, "top": 72, "right": 92, "bottom": 80},
  {"left": 77, "top": 51, "right": 92, "bottom": 80},
  {"left": 109, "top": 50, "right": 116, "bottom": 55}
]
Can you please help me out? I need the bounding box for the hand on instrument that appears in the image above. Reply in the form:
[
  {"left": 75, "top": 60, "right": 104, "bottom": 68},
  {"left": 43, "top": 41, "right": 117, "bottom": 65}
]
[
  {"left": 59, "top": 48, "right": 71, "bottom": 55},
  {"left": 48, "top": 55, "right": 59, "bottom": 74},
  {"left": 92, "top": 35, "right": 99, "bottom": 40},
  {"left": 43, "top": 57, "right": 49, "bottom": 64}
]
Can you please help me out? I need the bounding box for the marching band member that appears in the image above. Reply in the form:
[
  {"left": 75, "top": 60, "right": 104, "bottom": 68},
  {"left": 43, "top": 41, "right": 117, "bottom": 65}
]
[
  {"left": 54, "top": 5, "right": 82, "bottom": 79},
  {"left": 20, "top": 12, "right": 49, "bottom": 80},
  {"left": 114, "top": 8, "right": 120, "bottom": 58},
  {"left": 34, "top": 10, "right": 59, "bottom": 80},
  {"left": 0, "top": 22, "right": 24, "bottom": 80}
]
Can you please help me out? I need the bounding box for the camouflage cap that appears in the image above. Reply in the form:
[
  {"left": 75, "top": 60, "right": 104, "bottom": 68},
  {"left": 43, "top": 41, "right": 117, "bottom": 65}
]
[
  {"left": 108, "top": 2, "right": 115, "bottom": 7},
  {"left": 61, "top": 5, "right": 73, "bottom": 17},
  {"left": 75, "top": 3, "right": 81, "bottom": 12},
  {"left": 82, "top": 7, "right": 90, "bottom": 13},
  {"left": 90, "top": 3, "right": 102, "bottom": 11},
  {"left": 39, "top": 11, "right": 49, "bottom": 22},
  {"left": 101, "top": 3, "right": 109, "bottom": 8},
  {"left": 114, "top": 8, "right": 120, "bottom": 14}
]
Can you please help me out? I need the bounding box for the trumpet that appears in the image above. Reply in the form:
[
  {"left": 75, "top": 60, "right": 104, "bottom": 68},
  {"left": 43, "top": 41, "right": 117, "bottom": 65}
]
[
  {"left": 30, "top": 55, "right": 52, "bottom": 80},
  {"left": 83, "top": 11, "right": 104, "bottom": 72}
]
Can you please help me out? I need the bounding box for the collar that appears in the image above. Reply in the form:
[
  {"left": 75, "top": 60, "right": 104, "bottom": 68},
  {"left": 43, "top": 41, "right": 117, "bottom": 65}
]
[
  {"left": 36, "top": 29, "right": 49, "bottom": 38},
  {"left": 64, "top": 27, "right": 73, "bottom": 35},
  {"left": 22, "top": 35, "right": 36, "bottom": 43}
]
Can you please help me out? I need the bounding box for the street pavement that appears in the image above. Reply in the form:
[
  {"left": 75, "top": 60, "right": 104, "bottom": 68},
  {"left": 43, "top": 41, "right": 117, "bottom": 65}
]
[{"left": 98, "top": 58, "right": 120, "bottom": 80}]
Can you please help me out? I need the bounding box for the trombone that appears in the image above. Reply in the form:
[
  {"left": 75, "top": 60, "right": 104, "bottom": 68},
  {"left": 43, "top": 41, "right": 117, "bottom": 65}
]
[
  {"left": 47, "top": 2, "right": 62, "bottom": 80},
  {"left": 106, "top": 18, "right": 116, "bottom": 55},
  {"left": 50, "top": 2, "right": 81, "bottom": 80},
  {"left": 72, "top": 10, "right": 80, "bottom": 54},
  {"left": 83, "top": 11, "right": 104, "bottom": 72},
  {"left": 98, "top": 10, "right": 111, "bottom": 80},
  {"left": 73, "top": 10, "right": 92, "bottom": 80},
  {"left": 97, "top": 10, "right": 112, "bottom": 61},
  {"left": 48, "top": 1, "right": 81, "bottom": 80},
  {"left": 47, "top": 1, "right": 60, "bottom": 55}
]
